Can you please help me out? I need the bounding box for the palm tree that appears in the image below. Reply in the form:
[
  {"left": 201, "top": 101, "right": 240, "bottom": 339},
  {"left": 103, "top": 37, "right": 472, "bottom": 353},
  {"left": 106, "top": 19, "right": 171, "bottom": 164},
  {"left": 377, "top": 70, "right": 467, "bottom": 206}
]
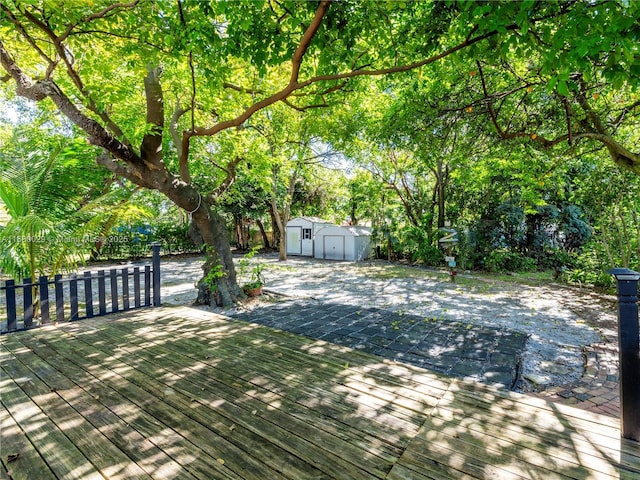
[{"left": 0, "top": 129, "right": 116, "bottom": 281}]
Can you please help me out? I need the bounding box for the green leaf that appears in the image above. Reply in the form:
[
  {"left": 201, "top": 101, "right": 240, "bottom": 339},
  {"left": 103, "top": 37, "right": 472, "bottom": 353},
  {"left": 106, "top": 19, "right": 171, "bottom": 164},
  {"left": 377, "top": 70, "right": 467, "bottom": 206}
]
[
  {"left": 0, "top": 179, "right": 26, "bottom": 218},
  {"left": 556, "top": 79, "right": 569, "bottom": 96}
]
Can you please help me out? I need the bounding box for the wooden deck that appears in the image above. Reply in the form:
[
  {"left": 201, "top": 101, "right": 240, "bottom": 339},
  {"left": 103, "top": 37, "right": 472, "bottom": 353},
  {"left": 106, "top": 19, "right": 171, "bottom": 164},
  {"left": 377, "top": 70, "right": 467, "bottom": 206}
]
[{"left": 1, "top": 306, "right": 638, "bottom": 480}]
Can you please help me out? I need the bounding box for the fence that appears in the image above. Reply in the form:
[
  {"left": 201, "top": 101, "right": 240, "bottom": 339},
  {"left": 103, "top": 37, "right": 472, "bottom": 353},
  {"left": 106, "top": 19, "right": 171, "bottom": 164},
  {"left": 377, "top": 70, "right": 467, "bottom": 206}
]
[{"left": 1, "top": 245, "right": 161, "bottom": 334}]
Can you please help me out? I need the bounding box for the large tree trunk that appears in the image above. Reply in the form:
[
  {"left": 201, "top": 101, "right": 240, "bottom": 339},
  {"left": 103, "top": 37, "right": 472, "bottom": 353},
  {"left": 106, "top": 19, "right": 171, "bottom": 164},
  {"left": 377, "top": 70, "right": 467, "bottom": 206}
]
[
  {"left": 0, "top": 47, "right": 247, "bottom": 307},
  {"left": 190, "top": 203, "right": 244, "bottom": 306}
]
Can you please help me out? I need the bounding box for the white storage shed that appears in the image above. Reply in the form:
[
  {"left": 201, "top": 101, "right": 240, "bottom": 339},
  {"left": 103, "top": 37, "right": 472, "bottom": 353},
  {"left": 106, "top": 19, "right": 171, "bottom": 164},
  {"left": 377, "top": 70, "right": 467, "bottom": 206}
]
[
  {"left": 286, "top": 217, "right": 333, "bottom": 257},
  {"left": 314, "top": 225, "right": 371, "bottom": 261}
]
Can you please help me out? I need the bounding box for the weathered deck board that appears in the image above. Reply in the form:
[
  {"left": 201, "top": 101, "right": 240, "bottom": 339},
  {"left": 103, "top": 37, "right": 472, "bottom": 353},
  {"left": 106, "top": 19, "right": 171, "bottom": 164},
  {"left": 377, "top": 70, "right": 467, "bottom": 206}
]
[
  {"left": 1, "top": 348, "right": 154, "bottom": 480},
  {"left": 67, "top": 320, "right": 409, "bottom": 466},
  {"left": 94, "top": 309, "right": 443, "bottom": 430},
  {"left": 0, "top": 351, "right": 105, "bottom": 480},
  {"left": 13, "top": 312, "right": 427, "bottom": 478},
  {"left": 2, "top": 331, "right": 308, "bottom": 480},
  {"left": 1, "top": 400, "right": 57, "bottom": 480},
  {"left": 387, "top": 376, "right": 639, "bottom": 480},
  {"left": 1, "top": 334, "right": 203, "bottom": 480},
  {"left": 1, "top": 306, "right": 638, "bottom": 480}
]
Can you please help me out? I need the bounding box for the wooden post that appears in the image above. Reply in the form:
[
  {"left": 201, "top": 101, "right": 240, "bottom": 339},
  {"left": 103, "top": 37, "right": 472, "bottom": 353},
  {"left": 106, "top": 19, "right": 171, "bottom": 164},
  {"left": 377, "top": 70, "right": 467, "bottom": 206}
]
[
  {"left": 98, "top": 270, "right": 107, "bottom": 315},
  {"left": 110, "top": 269, "right": 118, "bottom": 313},
  {"left": 133, "top": 267, "right": 141, "bottom": 308},
  {"left": 39, "top": 276, "right": 50, "bottom": 325},
  {"left": 122, "top": 267, "right": 130, "bottom": 310},
  {"left": 84, "top": 271, "right": 94, "bottom": 318},
  {"left": 23, "top": 277, "right": 33, "bottom": 329},
  {"left": 55, "top": 274, "right": 64, "bottom": 321},
  {"left": 152, "top": 243, "right": 161, "bottom": 306},
  {"left": 609, "top": 268, "right": 640, "bottom": 442},
  {"left": 6, "top": 280, "right": 17, "bottom": 331},
  {"left": 144, "top": 266, "right": 151, "bottom": 306},
  {"left": 70, "top": 273, "right": 79, "bottom": 321}
]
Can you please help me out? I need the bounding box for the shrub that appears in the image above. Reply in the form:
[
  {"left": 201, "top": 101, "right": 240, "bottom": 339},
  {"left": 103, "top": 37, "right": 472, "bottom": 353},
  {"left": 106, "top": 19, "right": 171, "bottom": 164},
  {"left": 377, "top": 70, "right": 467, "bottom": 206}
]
[
  {"left": 563, "top": 268, "right": 614, "bottom": 289},
  {"left": 484, "top": 249, "right": 537, "bottom": 273},
  {"left": 396, "top": 225, "right": 443, "bottom": 266},
  {"left": 153, "top": 222, "right": 199, "bottom": 254},
  {"left": 414, "top": 243, "right": 444, "bottom": 266},
  {"left": 560, "top": 242, "right": 616, "bottom": 289},
  {"left": 96, "top": 222, "right": 200, "bottom": 260},
  {"left": 536, "top": 247, "right": 578, "bottom": 271}
]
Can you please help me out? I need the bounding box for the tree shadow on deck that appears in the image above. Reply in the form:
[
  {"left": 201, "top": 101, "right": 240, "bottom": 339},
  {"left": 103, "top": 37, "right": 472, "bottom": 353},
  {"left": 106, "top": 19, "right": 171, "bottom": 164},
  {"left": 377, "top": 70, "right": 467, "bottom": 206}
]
[{"left": 1, "top": 306, "right": 637, "bottom": 479}]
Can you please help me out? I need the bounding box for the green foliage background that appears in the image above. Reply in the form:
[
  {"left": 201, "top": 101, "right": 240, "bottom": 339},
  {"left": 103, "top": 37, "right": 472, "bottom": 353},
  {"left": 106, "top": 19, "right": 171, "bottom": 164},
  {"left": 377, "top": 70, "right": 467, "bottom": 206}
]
[{"left": 1, "top": 0, "right": 638, "bottom": 292}]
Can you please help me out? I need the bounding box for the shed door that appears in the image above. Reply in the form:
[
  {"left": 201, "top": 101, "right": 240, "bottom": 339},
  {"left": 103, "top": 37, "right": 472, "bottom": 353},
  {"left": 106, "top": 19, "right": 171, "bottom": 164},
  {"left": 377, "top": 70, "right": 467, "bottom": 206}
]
[
  {"left": 286, "top": 227, "right": 302, "bottom": 255},
  {"left": 323, "top": 235, "right": 345, "bottom": 260}
]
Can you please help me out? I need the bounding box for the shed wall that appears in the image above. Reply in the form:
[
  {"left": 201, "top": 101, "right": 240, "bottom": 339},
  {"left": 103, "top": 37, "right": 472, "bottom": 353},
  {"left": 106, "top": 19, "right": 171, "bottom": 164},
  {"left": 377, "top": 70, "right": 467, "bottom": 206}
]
[
  {"left": 286, "top": 217, "right": 333, "bottom": 257},
  {"left": 314, "top": 225, "right": 371, "bottom": 261}
]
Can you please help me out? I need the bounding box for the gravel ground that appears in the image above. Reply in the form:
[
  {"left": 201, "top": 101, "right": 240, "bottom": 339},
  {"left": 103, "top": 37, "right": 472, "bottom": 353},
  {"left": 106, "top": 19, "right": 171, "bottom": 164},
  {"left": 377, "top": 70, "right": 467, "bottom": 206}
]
[{"left": 157, "top": 253, "right": 618, "bottom": 393}]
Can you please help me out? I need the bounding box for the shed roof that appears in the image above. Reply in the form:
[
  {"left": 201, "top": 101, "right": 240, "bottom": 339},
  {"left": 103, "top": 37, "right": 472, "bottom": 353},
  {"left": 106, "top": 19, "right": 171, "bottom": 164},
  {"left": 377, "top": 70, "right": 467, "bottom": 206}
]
[{"left": 287, "top": 216, "right": 332, "bottom": 225}]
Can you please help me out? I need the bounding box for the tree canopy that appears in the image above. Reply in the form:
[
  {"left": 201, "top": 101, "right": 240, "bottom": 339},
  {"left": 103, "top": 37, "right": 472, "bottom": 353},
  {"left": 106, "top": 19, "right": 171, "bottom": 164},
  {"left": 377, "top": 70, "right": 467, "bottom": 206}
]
[{"left": 1, "top": 0, "right": 638, "bottom": 303}]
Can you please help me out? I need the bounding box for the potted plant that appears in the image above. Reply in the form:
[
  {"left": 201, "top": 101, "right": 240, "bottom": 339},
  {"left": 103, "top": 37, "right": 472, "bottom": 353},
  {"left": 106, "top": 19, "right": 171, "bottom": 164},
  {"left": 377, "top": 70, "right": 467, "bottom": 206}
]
[{"left": 242, "top": 263, "right": 265, "bottom": 297}]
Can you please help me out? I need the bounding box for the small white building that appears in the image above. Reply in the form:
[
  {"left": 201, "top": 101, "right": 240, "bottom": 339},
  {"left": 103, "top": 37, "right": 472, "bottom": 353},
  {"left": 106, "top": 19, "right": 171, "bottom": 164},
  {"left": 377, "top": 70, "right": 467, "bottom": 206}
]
[
  {"left": 314, "top": 225, "right": 371, "bottom": 261},
  {"left": 286, "top": 217, "right": 333, "bottom": 257}
]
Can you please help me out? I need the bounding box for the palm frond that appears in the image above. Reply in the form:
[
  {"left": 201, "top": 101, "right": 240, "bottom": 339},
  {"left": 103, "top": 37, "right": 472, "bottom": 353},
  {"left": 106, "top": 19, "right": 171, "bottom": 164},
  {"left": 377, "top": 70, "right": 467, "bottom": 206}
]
[{"left": 0, "top": 178, "right": 27, "bottom": 218}]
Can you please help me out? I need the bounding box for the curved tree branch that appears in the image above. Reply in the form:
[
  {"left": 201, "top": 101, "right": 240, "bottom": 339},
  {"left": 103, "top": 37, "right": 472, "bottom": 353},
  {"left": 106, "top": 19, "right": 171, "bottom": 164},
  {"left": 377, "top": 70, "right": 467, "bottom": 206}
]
[
  {"left": 170, "top": 100, "right": 191, "bottom": 180},
  {"left": 289, "top": 0, "right": 331, "bottom": 84},
  {"left": 179, "top": 2, "right": 506, "bottom": 173},
  {"left": 0, "top": 4, "right": 57, "bottom": 74},
  {"left": 1, "top": 40, "right": 142, "bottom": 170},
  {"left": 477, "top": 60, "right": 507, "bottom": 138},
  {"left": 140, "top": 66, "right": 165, "bottom": 168},
  {"left": 58, "top": 1, "right": 140, "bottom": 42},
  {"left": 572, "top": 77, "right": 640, "bottom": 174},
  {"left": 0, "top": 41, "right": 48, "bottom": 101},
  {"left": 572, "top": 132, "right": 640, "bottom": 174},
  {"left": 18, "top": 3, "right": 132, "bottom": 146},
  {"left": 212, "top": 156, "right": 244, "bottom": 199}
]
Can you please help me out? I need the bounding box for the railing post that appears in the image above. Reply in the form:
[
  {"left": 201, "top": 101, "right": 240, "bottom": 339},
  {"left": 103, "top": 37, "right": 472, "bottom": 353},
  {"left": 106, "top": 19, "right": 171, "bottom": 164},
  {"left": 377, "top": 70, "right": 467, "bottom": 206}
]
[
  {"left": 133, "top": 267, "right": 141, "bottom": 308},
  {"left": 152, "top": 243, "right": 161, "bottom": 306},
  {"left": 39, "top": 276, "right": 50, "bottom": 325},
  {"left": 122, "top": 267, "right": 130, "bottom": 310},
  {"left": 55, "top": 274, "right": 64, "bottom": 321},
  {"left": 69, "top": 273, "right": 79, "bottom": 321},
  {"left": 608, "top": 268, "right": 640, "bottom": 442},
  {"left": 23, "top": 277, "right": 33, "bottom": 329},
  {"left": 98, "top": 270, "right": 107, "bottom": 316},
  {"left": 144, "top": 266, "right": 151, "bottom": 306},
  {"left": 110, "top": 269, "right": 119, "bottom": 313},
  {"left": 84, "top": 271, "right": 94, "bottom": 318},
  {"left": 6, "top": 280, "right": 17, "bottom": 331}
]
